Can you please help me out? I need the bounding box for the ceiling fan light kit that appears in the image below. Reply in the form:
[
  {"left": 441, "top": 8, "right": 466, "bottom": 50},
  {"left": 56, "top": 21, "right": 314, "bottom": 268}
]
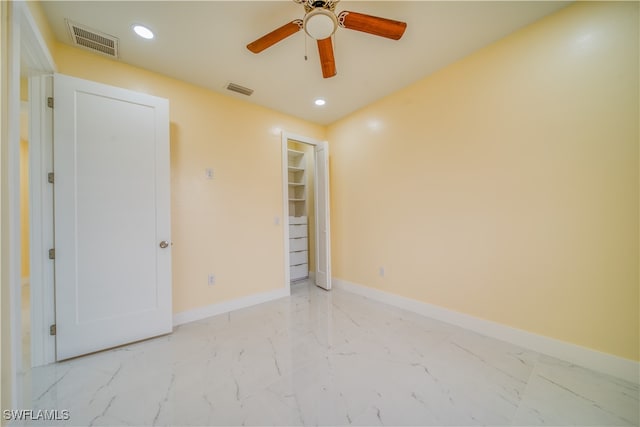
[
  {"left": 304, "top": 9, "right": 338, "bottom": 40},
  {"left": 247, "top": 0, "right": 407, "bottom": 79}
]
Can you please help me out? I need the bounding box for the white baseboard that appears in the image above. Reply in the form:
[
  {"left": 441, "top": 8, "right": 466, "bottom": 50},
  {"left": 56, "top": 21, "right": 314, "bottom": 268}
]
[
  {"left": 173, "top": 287, "right": 290, "bottom": 327},
  {"left": 333, "top": 278, "right": 639, "bottom": 384}
]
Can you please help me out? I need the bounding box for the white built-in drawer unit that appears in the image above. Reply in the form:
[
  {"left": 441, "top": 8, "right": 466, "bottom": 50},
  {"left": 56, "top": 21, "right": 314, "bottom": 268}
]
[
  {"left": 289, "top": 216, "right": 308, "bottom": 281},
  {"left": 289, "top": 237, "right": 308, "bottom": 252},
  {"left": 289, "top": 225, "right": 307, "bottom": 238},
  {"left": 289, "top": 216, "right": 307, "bottom": 225},
  {"left": 290, "top": 250, "right": 308, "bottom": 265},
  {"left": 290, "top": 263, "right": 308, "bottom": 282}
]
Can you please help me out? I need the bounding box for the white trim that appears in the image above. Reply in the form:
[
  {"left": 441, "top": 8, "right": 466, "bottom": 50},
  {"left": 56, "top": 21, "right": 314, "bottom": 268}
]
[
  {"left": 6, "top": 4, "right": 56, "bottom": 402},
  {"left": 19, "top": 1, "right": 56, "bottom": 74},
  {"left": 7, "top": 1, "right": 25, "bottom": 410},
  {"left": 0, "top": 0, "right": 9, "bottom": 411},
  {"left": 333, "top": 278, "right": 640, "bottom": 384},
  {"left": 28, "top": 74, "right": 55, "bottom": 368},
  {"left": 281, "top": 131, "right": 330, "bottom": 293},
  {"left": 173, "top": 287, "right": 290, "bottom": 327},
  {"left": 281, "top": 136, "right": 291, "bottom": 290}
]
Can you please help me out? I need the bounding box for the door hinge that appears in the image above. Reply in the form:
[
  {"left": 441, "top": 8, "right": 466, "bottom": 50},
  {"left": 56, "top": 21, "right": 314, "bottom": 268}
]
[
  {"left": 49, "top": 324, "right": 56, "bottom": 335},
  {"left": 47, "top": 172, "right": 54, "bottom": 184},
  {"left": 48, "top": 248, "right": 55, "bottom": 259},
  {"left": 47, "top": 97, "right": 54, "bottom": 108}
]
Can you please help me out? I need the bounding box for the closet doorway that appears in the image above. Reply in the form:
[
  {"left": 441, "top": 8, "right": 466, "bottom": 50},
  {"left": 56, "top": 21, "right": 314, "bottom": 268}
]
[{"left": 282, "top": 132, "right": 331, "bottom": 291}]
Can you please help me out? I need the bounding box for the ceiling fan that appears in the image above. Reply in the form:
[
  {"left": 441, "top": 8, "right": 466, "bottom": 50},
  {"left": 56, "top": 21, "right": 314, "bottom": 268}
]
[{"left": 247, "top": 0, "right": 407, "bottom": 79}]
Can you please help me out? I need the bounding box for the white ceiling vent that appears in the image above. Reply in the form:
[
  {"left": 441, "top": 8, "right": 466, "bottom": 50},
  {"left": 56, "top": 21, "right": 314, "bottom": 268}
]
[
  {"left": 66, "top": 20, "right": 119, "bottom": 58},
  {"left": 226, "top": 82, "right": 254, "bottom": 96}
]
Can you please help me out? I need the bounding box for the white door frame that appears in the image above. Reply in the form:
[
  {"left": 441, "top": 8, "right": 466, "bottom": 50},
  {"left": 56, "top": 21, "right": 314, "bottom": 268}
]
[
  {"left": 5, "top": 0, "right": 56, "bottom": 409},
  {"left": 281, "top": 131, "right": 331, "bottom": 293},
  {"left": 28, "top": 75, "right": 55, "bottom": 368}
]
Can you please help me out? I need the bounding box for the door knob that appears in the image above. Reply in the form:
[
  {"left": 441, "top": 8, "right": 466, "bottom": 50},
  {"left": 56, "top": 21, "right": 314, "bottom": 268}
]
[{"left": 159, "top": 240, "right": 169, "bottom": 249}]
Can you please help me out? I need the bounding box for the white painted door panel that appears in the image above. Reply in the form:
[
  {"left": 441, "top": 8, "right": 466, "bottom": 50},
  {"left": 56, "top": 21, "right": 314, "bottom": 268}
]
[
  {"left": 53, "top": 73, "right": 171, "bottom": 360},
  {"left": 314, "top": 142, "right": 331, "bottom": 290}
]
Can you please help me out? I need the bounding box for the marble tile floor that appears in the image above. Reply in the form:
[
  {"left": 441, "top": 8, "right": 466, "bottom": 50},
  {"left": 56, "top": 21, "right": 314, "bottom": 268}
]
[{"left": 15, "top": 281, "right": 639, "bottom": 426}]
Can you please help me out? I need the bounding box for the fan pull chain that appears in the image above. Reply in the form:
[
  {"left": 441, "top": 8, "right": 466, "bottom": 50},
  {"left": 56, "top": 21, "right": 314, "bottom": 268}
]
[{"left": 304, "top": 34, "right": 308, "bottom": 61}]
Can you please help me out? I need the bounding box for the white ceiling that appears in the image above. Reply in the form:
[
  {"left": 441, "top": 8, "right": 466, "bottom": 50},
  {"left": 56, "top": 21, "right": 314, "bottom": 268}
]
[{"left": 40, "top": 1, "right": 570, "bottom": 125}]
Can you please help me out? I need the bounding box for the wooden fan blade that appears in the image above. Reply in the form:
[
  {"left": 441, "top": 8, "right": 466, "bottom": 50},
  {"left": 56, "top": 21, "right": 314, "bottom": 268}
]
[
  {"left": 247, "top": 20, "right": 302, "bottom": 53},
  {"left": 339, "top": 11, "right": 407, "bottom": 40},
  {"left": 317, "top": 37, "right": 336, "bottom": 78}
]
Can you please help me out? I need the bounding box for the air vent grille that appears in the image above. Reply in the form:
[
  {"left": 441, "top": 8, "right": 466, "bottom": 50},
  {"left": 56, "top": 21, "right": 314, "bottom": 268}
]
[
  {"left": 66, "top": 20, "right": 119, "bottom": 58},
  {"left": 226, "top": 82, "right": 254, "bottom": 96}
]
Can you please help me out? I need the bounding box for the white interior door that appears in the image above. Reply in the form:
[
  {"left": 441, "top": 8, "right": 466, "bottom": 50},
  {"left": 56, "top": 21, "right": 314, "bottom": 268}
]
[
  {"left": 53, "top": 73, "right": 172, "bottom": 360},
  {"left": 314, "top": 141, "right": 331, "bottom": 290}
]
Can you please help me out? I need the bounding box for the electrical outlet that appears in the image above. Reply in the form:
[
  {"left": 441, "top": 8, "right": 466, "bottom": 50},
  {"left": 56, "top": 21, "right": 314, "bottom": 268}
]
[
  {"left": 208, "top": 274, "right": 216, "bottom": 286},
  {"left": 379, "top": 267, "right": 385, "bottom": 277}
]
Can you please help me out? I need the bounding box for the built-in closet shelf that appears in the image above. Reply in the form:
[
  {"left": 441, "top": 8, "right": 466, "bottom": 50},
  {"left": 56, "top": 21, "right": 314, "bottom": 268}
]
[
  {"left": 288, "top": 147, "right": 307, "bottom": 218},
  {"left": 288, "top": 144, "right": 309, "bottom": 282}
]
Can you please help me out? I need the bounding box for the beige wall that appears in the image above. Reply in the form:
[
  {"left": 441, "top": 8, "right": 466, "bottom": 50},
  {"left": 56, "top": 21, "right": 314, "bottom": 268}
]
[
  {"left": 53, "top": 42, "right": 325, "bottom": 314},
  {"left": 328, "top": 2, "right": 639, "bottom": 361},
  {"left": 19, "top": 78, "right": 27, "bottom": 102}
]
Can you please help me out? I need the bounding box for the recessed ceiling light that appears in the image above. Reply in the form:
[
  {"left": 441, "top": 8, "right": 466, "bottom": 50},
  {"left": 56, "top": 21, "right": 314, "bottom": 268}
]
[
  {"left": 314, "top": 98, "right": 326, "bottom": 106},
  {"left": 133, "top": 24, "right": 154, "bottom": 40}
]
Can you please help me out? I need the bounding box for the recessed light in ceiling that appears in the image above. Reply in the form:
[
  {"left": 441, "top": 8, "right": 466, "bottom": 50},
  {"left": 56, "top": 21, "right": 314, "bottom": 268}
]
[
  {"left": 133, "top": 24, "right": 154, "bottom": 40},
  {"left": 314, "top": 98, "right": 326, "bottom": 106}
]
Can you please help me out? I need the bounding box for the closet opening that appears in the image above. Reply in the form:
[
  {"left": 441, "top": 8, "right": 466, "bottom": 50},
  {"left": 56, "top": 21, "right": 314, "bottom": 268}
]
[
  {"left": 287, "top": 140, "right": 315, "bottom": 283},
  {"left": 282, "top": 132, "right": 331, "bottom": 292}
]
